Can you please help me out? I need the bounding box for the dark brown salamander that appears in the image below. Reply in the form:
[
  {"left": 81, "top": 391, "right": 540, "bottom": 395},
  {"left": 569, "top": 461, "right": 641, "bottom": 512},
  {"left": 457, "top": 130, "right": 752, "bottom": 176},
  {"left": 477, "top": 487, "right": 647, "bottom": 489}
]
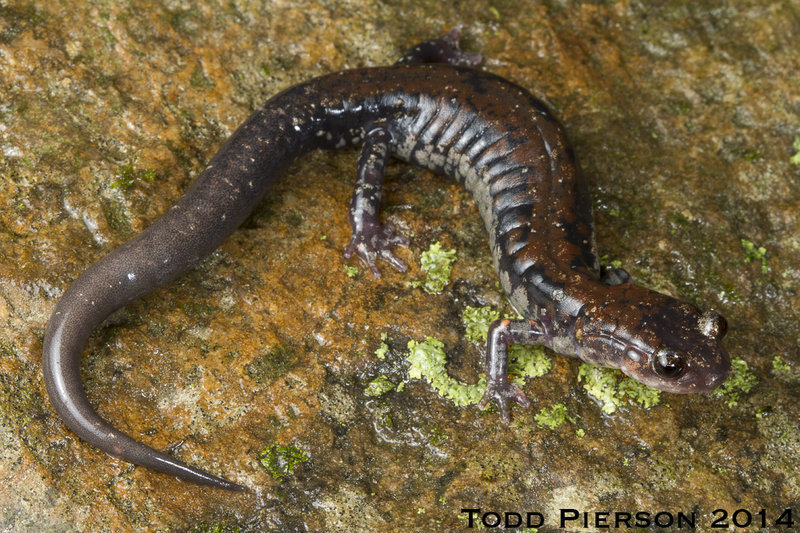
[{"left": 42, "top": 30, "right": 730, "bottom": 492}]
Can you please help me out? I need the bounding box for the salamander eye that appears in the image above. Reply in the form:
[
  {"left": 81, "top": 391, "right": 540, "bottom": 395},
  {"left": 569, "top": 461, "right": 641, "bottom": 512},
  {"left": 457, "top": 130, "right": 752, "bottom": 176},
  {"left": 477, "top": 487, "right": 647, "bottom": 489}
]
[{"left": 654, "top": 350, "right": 684, "bottom": 379}]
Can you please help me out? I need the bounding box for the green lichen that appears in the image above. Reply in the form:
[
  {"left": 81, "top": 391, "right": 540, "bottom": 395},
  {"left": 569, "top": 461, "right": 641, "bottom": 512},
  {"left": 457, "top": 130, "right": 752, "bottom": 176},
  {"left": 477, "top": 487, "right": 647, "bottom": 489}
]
[
  {"left": 618, "top": 378, "right": 662, "bottom": 409},
  {"left": 577, "top": 364, "right": 661, "bottom": 414},
  {"left": 379, "top": 411, "right": 393, "bottom": 429},
  {"left": 462, "top": 305, "right": 500, "bottom": 343},
  {"left": 406, "top": 337, "right": 485, "bottom": 406},
  {"left": 772, "top": 355, "right": 791, "bottom": 372},
  {"left": 344, "top": 264, "right": 359, "bottom": 278},
  {"left": 399, "top": 306, "right": 554, "bottom": 409},
  {"left": 375, "top": 332, "right": 389, "bottom": 360},
  {"left": 790, "top": 136, "right": 800, "bottom": 165},
  {"left": 713, "top": 358, "right": 758, "bottom": 407},
  {"left": 406, "top": 326, "right": 550, "bottom": 409},
  {"left": 461, "top": 305, "right": 552, "bottom": 381},
  {"left": 408, "top": 242, "right": 456, "bottom": 294},
  {"left": 508, "top": 345, "right": 551, "bottom": 382},
  {"left": 741, "top": 239, "right": 769, "bottom": 274},
  {"left": 364, "top": 375, "right": 395, "bottom": 397},
  {"left": 534, "top": 404, "right": 575, "bottom": 429},
  {"left": 258, "top": 443, "right": 309, "bottom": 480},
  {"left": 111, "top": 163, "right": 156, "bottom": 190}
]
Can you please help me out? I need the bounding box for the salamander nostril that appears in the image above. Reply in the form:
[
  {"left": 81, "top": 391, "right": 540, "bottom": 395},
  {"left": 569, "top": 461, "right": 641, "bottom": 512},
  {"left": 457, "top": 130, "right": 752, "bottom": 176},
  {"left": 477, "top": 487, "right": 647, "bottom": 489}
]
[{"left": 705, "top": 372, "right": 723, "bottom": 389}]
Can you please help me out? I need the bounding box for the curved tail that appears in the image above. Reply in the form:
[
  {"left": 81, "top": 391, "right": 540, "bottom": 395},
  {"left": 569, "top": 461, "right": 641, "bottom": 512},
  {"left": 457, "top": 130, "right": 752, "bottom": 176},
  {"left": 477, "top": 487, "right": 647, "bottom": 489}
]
[
  {"left": 43, "top": 269, "right": 245, "bottom": 491},
  {"left": 41, "top": 104, "right": 310, "bottom": 491}
]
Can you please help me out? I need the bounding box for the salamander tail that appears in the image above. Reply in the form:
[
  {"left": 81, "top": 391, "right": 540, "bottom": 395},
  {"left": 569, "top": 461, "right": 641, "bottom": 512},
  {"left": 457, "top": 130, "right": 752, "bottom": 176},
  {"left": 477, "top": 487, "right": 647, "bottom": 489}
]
[{"left": 42, "top": 288, "right": 245, "bottom": 492}]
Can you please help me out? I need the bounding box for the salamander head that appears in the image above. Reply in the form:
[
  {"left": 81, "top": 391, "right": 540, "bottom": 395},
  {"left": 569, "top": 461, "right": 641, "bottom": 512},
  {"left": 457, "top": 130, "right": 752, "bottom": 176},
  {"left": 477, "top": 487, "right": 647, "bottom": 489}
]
[{"left": 578, "top": 287, "right": 731, "bottom": 394}]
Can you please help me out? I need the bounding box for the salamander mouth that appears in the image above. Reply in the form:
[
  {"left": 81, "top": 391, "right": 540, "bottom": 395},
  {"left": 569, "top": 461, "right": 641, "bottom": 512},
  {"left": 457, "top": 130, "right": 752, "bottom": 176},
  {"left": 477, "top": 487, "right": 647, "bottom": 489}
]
[
  {"left": 702, "top": 369, "right": 728, "bottom": 390},
  {"left": 580, "top": 330, "right": 731, "bottom": 394},
  {"left": 621, "top": 358, "right": 730, "bottom": 394}
]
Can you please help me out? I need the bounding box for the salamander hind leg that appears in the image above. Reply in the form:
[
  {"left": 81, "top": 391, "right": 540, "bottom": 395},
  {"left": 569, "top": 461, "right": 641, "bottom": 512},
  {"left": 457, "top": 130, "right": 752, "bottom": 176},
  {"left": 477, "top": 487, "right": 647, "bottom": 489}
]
[
  {"left": 344, "top": 127, "right": 409, "bottom": 278},
  {"left": 478, "top": 319, "right": 548, "bottom": 422},
  {"left": 396, "top": 28, "right": 482, "bottom": 66}
]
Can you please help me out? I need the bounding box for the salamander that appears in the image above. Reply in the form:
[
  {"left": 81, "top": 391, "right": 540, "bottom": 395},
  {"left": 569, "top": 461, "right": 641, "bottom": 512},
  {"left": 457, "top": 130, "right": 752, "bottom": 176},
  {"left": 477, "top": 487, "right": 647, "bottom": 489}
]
[{"left": 42, "top": 30, "right": 730, "bottom": 492}]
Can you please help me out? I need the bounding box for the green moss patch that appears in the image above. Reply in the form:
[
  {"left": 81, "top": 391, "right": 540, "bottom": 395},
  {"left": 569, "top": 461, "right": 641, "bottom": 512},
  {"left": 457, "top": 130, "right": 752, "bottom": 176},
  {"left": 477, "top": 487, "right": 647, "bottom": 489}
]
[
  {"left": 343, "top": 264, "right": 359, "bottom": 278},
  {"left": 713, "top": 358, "right": 758, "bottom": 407},
  {"left": 245, "top": 345, "right": 298, "bottom": 384},
  {"left": 111, "top": 163, "right": 156, "bottom": 190},
  {"left": 534, "top": 404, "right": 575, "bottom": 429},
  {"left": 772, "top": 355, "right": 791, "bottom": 372},
  {"left": 790, "top": 136, "right": 800, "bottom": 165},
  {"left": 364, "top": 375, "right": 395, "bottom": 397},
  {"left": 741, "top": 239, "right": 769, "bottom": 274},
  {"left": 258, "top": 443, "right": 309, "bottom": 480},
  {"left": 375, "top": 332, "right": 389, "bottom": 360}
]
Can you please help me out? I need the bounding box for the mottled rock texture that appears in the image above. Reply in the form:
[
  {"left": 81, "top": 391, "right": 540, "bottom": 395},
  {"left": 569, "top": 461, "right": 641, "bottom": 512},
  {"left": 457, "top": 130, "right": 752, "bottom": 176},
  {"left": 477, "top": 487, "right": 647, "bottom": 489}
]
[{"left": 1, "top": 1, "right": 798, "bottom": 531}]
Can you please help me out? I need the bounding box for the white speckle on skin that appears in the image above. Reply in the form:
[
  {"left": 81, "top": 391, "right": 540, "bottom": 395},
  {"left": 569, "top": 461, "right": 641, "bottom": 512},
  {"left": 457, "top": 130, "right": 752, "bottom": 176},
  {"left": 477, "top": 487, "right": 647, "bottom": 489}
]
[
  {"left": 626, "top": 349, "right": 641, "bottom": 362},
  {"left": 127, "top": 272, "right": 136, "bottom": 281}
]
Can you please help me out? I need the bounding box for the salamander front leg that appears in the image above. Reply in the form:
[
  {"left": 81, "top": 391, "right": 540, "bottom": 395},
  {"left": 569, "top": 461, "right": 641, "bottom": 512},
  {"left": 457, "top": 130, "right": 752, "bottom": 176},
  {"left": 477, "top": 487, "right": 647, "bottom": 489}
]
[
  {"left": 478, "top": 318, "right": 547, "bottom": 422},
  {"left": 601, "top": 266, "right": 632, "bottom": 285},
  {"left": 344, "top": 127, "right": 409, "bottom": 277}
]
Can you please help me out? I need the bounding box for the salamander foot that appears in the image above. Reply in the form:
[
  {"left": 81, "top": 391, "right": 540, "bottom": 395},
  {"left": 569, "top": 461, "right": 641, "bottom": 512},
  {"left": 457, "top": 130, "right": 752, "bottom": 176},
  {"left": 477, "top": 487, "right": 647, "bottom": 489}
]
[
  {"left": 344, "top": 224, "right": 409, "bottom": 278},
  {"left": 478, "top": 380, "right": 531, "bottom": 423}
]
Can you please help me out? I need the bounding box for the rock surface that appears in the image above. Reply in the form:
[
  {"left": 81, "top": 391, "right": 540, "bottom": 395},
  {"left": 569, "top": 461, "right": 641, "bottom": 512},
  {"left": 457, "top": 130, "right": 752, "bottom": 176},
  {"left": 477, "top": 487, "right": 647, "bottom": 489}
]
[{"left": 1, "top": 1, "right": 799, "bottom": 531}]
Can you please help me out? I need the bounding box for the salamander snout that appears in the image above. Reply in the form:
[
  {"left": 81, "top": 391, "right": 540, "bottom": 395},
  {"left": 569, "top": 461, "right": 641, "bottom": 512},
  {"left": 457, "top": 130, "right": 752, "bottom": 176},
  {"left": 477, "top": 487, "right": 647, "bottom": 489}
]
[
  {"left": 609, "top": 300, "right": 732, "bottom": 394},
  {"left": 704, "top": 368, "right": 727, "bottom": 390},
  {"left": 643, "top": 308, "right": 731, "bottom": 394}
]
